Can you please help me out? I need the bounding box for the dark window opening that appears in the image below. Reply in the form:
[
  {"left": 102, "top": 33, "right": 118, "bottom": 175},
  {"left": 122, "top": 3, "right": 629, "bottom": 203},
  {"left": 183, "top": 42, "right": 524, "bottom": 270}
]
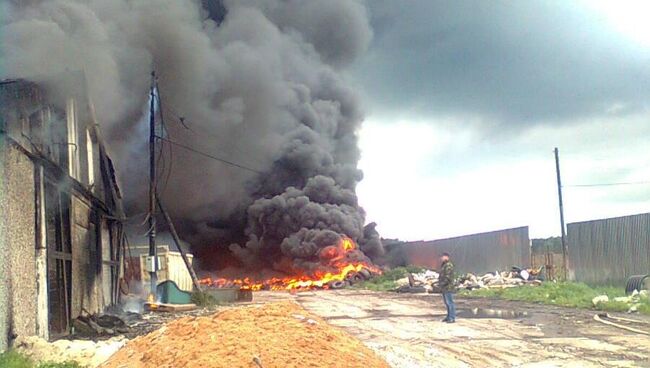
[{"left": 45, "top": 180, "right": 72, "bottom": 337}]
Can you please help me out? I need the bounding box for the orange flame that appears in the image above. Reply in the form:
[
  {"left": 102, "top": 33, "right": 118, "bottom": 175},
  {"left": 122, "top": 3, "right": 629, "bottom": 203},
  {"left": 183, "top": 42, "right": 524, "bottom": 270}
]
[
  {"left": 199, "top": 237, "right": 381, "bottom": 291},
  {"left": 341, "top": 237, "right": 355, "bottom": 251}
]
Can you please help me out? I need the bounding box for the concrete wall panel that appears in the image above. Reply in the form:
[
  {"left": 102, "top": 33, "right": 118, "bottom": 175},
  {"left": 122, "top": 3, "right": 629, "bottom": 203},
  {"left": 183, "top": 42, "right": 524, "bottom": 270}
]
[{"left": 5, "top": 145, "right": 37, "bottom": 340}]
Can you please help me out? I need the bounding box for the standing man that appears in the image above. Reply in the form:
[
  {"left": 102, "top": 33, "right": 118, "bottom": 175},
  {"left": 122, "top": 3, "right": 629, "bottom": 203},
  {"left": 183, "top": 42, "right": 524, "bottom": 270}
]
[{"left": 438, "top": 252, "right": 456, "bottom": 323}]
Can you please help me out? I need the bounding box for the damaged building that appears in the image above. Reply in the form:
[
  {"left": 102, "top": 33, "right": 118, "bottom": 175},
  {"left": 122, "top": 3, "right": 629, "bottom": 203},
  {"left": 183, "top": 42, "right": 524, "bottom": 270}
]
[{"left": 0, "top": 77, "right": 126, "bottom": 350}]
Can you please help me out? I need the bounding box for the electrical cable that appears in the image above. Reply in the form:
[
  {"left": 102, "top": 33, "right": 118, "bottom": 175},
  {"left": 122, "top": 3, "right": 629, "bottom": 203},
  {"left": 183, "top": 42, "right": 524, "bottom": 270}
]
[
  {"left": 564, "top": 181, "right": 650, "bottom": 188},
  {"left": 155, "top": 82, "right": 174, "bottom": 196},
  {"left": 154, "top": 135, "right": 264, "bottom": 174},
  {"left": 159, "top": 103, "right": 268, "bottom": 169}
]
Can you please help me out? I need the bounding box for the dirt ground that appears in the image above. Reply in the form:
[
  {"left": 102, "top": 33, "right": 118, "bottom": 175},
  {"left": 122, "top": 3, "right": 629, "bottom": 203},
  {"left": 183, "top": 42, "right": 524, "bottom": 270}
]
[{"left": 252, "top": 290, "right": 650, "bottom": 368}]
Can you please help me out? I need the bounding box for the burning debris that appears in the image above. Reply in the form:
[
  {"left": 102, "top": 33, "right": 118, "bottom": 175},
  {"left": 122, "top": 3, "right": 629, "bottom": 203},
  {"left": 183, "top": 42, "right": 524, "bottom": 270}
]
[{"left": 201, "top": 236, "right": 381, "bottom": 291}]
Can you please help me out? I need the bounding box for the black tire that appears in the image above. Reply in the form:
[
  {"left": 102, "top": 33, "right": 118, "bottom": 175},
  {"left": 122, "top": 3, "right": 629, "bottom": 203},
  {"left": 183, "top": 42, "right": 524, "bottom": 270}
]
[
  {"left": 345, "top": 272, "right": 363, "bottom": 285},
  {"left": 328, "top": 280, "right": 347, "bottom": 290},
  {"left": 625, "top": 275, "right": 650, "bottom": 295},
  {"left": 358, "top": 269, "right": 372, "bottom": 280},
  {"left": 352, "top": 273, "right": 365, "bottom": 284}
]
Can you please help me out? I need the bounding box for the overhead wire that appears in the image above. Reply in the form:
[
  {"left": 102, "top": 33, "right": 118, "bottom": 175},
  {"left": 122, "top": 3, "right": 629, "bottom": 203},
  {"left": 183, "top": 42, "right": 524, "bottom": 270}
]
[
  {"left": 145, "top": 75, "right": 265, "bottom": 205},
  {"left": 564, "top": 181, "right": 650, "bottom": 188},
  {"left": 154, "top": 135, "right": 264, "bottom": 174},
  {"left": 155, "top": 81, "right": 174, "bottom": 196},
  {"left": 159, "top": 103, "right": 269, "bottom": 169}
]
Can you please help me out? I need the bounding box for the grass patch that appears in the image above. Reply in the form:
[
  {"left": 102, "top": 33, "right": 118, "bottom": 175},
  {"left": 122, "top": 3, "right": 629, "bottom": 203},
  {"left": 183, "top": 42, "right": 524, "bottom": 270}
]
[
  {"left": 595, "top": 300, "right": 632, "bottom": 313},
  {"left": 459, "top": 282, "right": 650, "bottom": 315},
  {"left": 0, "top": 350, "right": 82, "bottom": 368},
  {"left": 630, "top": 293, "right": 650, "bottom": 314},
  {"left": 37, "top": 362, "right": 83, "bottom": 368},
  {"left": 354, "top": 266, "right": 426, "bottom": 291},
  {"left": 0, "top": 350, "right": 32, "bottom": 368}
]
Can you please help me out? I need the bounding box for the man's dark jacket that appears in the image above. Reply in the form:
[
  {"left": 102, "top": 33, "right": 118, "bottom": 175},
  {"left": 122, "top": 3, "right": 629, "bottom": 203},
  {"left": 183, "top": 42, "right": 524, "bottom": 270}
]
[{"left": 439, "top": 260, "right": 455, "bottom": 292}]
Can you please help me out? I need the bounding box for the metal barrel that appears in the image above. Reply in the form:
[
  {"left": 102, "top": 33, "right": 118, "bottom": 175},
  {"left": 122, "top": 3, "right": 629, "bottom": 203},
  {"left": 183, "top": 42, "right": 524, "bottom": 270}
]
[{"left": 625, "top": 274, "right": 649, "bottom": 295}]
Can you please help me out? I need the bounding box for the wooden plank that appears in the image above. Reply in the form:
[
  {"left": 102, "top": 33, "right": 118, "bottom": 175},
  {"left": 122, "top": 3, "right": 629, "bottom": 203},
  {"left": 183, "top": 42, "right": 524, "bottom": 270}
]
[
  {"left": 144, "top": 302, "right": 197, "bottom": 313},
  {"left": 156, "top": 198, "right": 202, "bottom": 292}
]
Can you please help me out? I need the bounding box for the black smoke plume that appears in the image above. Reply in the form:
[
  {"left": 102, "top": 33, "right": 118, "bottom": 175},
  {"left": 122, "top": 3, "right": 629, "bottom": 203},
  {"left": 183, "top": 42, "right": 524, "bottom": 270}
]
[{"left": 1, "top": 0, "right": 383, "bottom": 272}]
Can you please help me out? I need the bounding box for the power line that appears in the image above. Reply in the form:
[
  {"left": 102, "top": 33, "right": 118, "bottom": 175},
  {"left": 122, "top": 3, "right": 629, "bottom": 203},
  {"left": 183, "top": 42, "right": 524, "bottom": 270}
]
[
  {"left": 154, "top": 135, "right": 264, "bottom": 174},
  {"left": 155, "top": 82, "right": 174, "bottom": 196},
  {"left": 564, "top": 181, "right": 650, "bottom": 188},
  {"left": 159, "top": 103, "right": 268, "bottom": 169}
]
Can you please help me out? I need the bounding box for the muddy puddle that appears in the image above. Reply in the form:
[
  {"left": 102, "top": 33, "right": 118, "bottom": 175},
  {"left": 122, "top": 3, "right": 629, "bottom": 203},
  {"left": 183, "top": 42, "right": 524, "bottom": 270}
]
[{"left": 457, "top": 308, "right": 530, "bottom": 319}]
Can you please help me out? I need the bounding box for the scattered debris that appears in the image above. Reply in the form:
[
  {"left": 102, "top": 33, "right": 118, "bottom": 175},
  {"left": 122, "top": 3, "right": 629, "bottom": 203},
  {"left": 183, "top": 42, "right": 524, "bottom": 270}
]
[
  {"left": 458, "top": 267, "right": 545, "bottom": 290},
  {"left": 100, "top": 302, "right": 390, "bottom": 368},
  {"left": 593, "top": 290, "right": 648, "bottom": 313},
  {"left": 72, "top": 310, "right": 131, "bottom": 338},
  {"left": 394, "top": 267, "right": 544, "bottom": 293},
  {"left": 144, "top": 302, "right": 197, "bottom": 312},
  {"left": 394, "top": 270, "right": 439, "bottom": 293},
  {"left": 592, "top": 295, "right": 610, "bottom": 307},
  {"left": 119, "top": 305, "right": 224, "bottom": 340}
]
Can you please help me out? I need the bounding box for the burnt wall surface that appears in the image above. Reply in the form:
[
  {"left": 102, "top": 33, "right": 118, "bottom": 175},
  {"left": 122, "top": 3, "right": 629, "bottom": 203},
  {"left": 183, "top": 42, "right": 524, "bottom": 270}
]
[
  {"left": 402, "top": 227, "right": 531, "bottom": 274},
  {"left": 0, "top": 143, "right": 37, "bottom": 348},
  {"left": 568, "top": 213, "right": 650, "bottom": 285},
  {"left": 1, "top": 80, "right": 121, "bottom": 348},
  {"left": 71, "top": 195, "right": 109, "bottom": 316},
  {"left": 0, "top": 138, "right": 10, "bottom": 351}
]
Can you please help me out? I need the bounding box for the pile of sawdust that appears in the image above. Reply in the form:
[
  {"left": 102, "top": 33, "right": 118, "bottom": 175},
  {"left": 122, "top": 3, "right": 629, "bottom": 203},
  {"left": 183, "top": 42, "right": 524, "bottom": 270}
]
[{"left": 101, "top": 301, "right": 389, "bottom": 368}]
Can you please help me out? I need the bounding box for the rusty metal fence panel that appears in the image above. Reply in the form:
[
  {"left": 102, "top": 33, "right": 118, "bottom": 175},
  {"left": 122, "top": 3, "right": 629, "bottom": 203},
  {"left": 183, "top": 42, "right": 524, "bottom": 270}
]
[
  {"left": 567, "top": 212, "right": 650, "bottom": 285},
  {"left": 402, "top": 227, "right": 530, "bottom": 274}
]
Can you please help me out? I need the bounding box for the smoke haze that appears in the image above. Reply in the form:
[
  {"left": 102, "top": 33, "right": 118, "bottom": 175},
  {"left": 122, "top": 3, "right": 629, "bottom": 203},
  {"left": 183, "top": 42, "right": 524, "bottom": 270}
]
[{"left": 1, "top": 0, "right": 383, "bottom": 271}]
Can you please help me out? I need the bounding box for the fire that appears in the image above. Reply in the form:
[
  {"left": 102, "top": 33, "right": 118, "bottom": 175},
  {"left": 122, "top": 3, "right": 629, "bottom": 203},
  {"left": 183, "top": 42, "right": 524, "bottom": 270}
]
[
  {"left": 146, "top": 293, "right": 159, "bottom": 311},
  {"left": 199, "top": 237, "right": 381, "bottom": 291},
  {"left": 341, "top": 237, "right": 355, "bottom": 251}
]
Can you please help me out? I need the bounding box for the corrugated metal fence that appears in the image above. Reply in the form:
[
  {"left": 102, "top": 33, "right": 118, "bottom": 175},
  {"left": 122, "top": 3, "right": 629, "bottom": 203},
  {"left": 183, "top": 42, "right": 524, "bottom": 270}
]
[
  {"left": 567, "top": 212, "right": 650, "bottom": 284},
  {"left": 402, "top": 227, "right": 530, "bottom": 274}
]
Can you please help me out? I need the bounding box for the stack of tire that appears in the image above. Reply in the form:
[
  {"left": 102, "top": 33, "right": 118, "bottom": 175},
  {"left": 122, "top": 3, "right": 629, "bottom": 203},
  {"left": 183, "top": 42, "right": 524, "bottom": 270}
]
[
  {"left": 327, "top": 268, "right": 376, "bottom": 289},
  {"left": 625, "top": 274, "right": 650, "bottom": 295}
]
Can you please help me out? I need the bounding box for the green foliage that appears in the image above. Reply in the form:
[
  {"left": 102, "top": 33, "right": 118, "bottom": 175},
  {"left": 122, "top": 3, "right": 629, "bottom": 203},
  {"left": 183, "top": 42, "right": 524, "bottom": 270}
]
[
  {"left": 190, "top": 290, "right": 217, "bottom": 307},
  {"left": 460, "top": 282, "right": 650, "bottom": 315},
  {"left": 0, "top": 351, "right": 83, "bottom": 368},
  {"left": 0, "top": 350, "right": 33, "bottom": 368},
  {"left": 632, "top": 293, "right": 650, "bottom": 314},
  {"left": 353, "top": 266, "right": 426, "bottom": 291},
  {"left": 353, "top": 279, "right": 400, "bottom": 292},
  {"left": 37, "top": 361, "right": 83, "bottom": 368}
]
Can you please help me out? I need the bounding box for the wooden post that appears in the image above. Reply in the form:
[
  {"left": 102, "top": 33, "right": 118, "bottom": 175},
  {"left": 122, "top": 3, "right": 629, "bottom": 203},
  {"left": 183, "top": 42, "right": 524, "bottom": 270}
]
[
  {"left": 156, "top": 197, "right": 203, "bottom": 292},
  {"left": 554, "top": 148, "right": 568, "bottom": 279},
  {"left": 148, "top": 71, "right": 158, "bottom": 295}
]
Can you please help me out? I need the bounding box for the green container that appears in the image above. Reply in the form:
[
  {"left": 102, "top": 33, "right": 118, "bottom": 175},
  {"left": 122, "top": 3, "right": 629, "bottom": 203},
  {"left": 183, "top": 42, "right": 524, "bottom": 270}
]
[
  {"left": 205, "top": 288, "right": 240, "bottom": 303},
  {"left": 157, "top": 280, "right": 192, "bottom": 304}
]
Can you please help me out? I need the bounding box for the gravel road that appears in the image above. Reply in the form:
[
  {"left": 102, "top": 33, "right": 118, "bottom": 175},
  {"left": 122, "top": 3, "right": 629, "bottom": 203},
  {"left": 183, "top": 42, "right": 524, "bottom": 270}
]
[{"left": 255, "top": 290, "right": 650, "bottom": 368}]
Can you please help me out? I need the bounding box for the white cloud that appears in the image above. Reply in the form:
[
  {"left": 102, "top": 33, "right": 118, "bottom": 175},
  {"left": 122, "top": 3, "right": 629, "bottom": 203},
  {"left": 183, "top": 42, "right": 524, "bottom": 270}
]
[{"left": 358, "top": 113, "right": 650, "bottom": 241}]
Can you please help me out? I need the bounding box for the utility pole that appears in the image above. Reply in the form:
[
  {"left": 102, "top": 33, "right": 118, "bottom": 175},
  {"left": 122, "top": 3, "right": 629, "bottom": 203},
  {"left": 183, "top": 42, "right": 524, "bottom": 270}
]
[
  {"left": 554, "top": 147, "right": 568, "bottom": 279},
  {"left": 148, "top": 71, "right": 158, "bottom": 297},
  {"left": 157, "top": 197, "right": 203, "bottom": 292}
]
